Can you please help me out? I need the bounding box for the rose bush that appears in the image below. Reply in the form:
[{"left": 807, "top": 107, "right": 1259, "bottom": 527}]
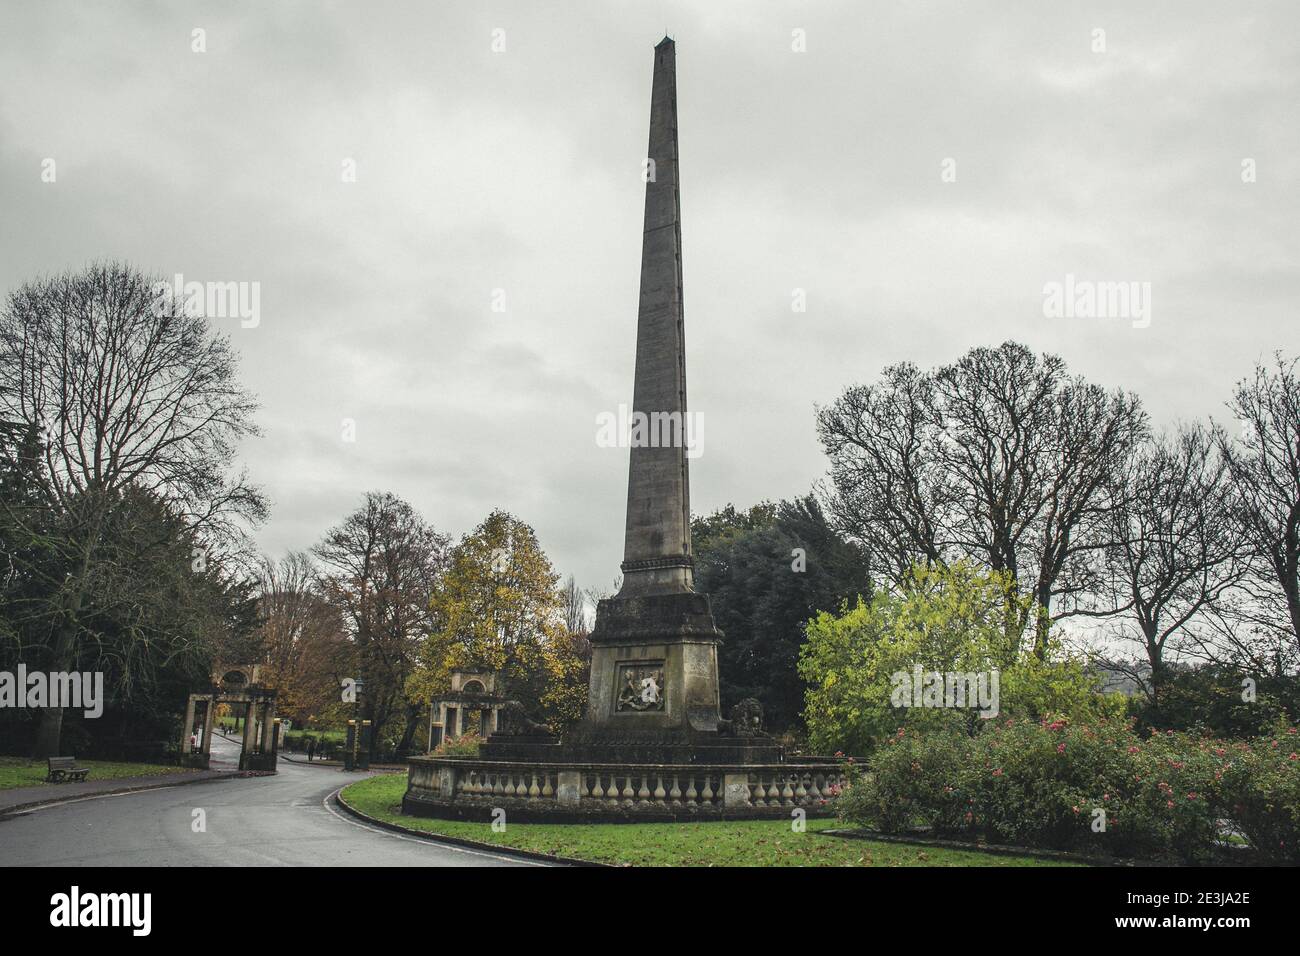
[{"left": 838, "top": 718, "right": 1299, "bottom": 863}]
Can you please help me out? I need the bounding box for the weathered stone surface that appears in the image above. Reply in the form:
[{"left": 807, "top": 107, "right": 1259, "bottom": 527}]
[
  {"left": 621, "top": 36, "right": 693, "bottom": 596},
  {"left": 402, "top": 756, "right": 848, "bottom": 823},
  {"left": 579, "top": 38, "right": 731, "bottom": 745},
  {"left": 403, "top": 42, "right": 831, "bottom": 824}
]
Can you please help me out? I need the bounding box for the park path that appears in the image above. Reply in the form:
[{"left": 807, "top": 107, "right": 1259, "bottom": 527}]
[{"left": 0, "top": 734, "right": 536, "bottom": 867}]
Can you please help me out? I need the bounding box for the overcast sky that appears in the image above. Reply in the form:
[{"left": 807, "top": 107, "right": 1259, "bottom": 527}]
[{"left": 1, "top": 1, "right": 1297, "bottom": 591}]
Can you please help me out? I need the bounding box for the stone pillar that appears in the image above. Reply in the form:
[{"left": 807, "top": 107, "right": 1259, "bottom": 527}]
[
  {"left": 241, "top": 701, "right": 257, "bottom": 754},
  {"left": 202, "top": 697, "right": 216, "bottom": 757},
  {"left": 261, "top": 702, "right": 276, "bottom": 752},
  {"left": 723, "top": 773, "right": 752, "bottom": 808},
  {"left": 182, "top": 696, "right": 197, "bottom": 753},
  {"left": 556, "top": 770, "right": 582, "bottom": 807}
]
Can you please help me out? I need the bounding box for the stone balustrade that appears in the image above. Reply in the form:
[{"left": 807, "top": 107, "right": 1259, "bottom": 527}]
[{"left": 403, "top": 756, "right": 849, "bottom": 821}]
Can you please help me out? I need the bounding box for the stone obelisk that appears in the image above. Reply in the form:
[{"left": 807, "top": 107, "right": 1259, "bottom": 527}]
[
  {"left": 585, "top": 37, "right": 726, "bottom": 744},
  {"left": 622, "top": 36, "right": 693, "bottom": 596}
]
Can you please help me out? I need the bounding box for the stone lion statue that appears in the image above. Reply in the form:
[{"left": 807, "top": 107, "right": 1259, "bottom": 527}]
[
  {"left": 724, "top": 698, "right": 765, "bottom": 736},
  {"left": 498, "top": 700, "right": 553, "bottom": 736}
]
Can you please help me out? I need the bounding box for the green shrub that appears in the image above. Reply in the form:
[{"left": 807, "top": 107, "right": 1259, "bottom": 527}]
[
  {"left": 799, "top": 562, "right": 1124, "bottom": 755},
  {"left": 1216, "top": 729, "right": 1300, "bottom": 864},
  {"left": 839, "top": 718, "right": 1299, "bottom": 863}
]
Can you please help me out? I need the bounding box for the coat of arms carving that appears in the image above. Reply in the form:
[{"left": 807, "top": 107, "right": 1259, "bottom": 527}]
[{"left": 616, "top": 663, "right": 665, "bottom": 712}]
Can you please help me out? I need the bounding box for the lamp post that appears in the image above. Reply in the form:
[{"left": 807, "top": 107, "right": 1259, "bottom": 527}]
[{"left": 345, "top": 678, "right": 370, "bottom": 771}]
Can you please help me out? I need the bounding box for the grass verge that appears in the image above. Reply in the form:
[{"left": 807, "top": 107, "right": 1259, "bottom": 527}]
[
  {"left": 0, "top": 755, "right": 195, "bottom": 791},
  {"left": 340, "top": 773, "right": 1082, "bottom": 867}
]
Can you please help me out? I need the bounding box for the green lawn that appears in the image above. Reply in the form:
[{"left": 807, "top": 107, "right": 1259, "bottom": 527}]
[
  {"left": 341, "top": 773, "right": 1081, "bottom": 867},
  {"left": 0, "top": 755, "right": 194, "bottom": 791},
  {"left": 284, "top": 729, "right": 346, "bottom": 746}
]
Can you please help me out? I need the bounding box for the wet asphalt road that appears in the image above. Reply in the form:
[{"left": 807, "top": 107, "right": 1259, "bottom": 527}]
[{"left": 0, "top": 734, "right": 535, "bottom": 867}]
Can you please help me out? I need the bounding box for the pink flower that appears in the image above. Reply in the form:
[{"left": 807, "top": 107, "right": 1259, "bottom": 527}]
[
  {"left": 1057, "top": 743, "right": 1066, "bottom": 754},
  {"left": 992, "top": 768, "right": 1003, "bottom": 777},
  {"left": 1167, "top": 800, "right": 1175, "bottom": 809},
  {"left": 1187, "top": 792, "right": 1198, "bottom": 800},
  {"left": 1127, "top": 746, "right": 1139, "bottom": 754}
]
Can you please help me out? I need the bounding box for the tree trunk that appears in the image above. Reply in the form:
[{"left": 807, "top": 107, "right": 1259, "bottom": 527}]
[
  {"left": 31, "top": 530, "right": 96, "bottom": 759},
  {"left": 1033, "top": 581, "right": 1053, "bottom": 660},
  {"left": 29, "top": 582, "right": 84, "bottom": 764},
  {"left": 1147, "top": 643, "right": 1165, "bottom": 727},
  {"left": 30, "top": 618, "right": 79, "bottom": 759}
]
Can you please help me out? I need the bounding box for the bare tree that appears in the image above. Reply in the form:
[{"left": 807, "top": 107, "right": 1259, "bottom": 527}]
[
  {"left": 0, "top": 264, "right": 266, "bottom": 756},
  {"left": 562, "top": 574, "right": 590, "bottom": 635},
  {"left": 816, "top": 362, "right": 954, "bottom": 584},
  {"left": 819, "top": 341, "right": 1145, "bottom": 656},
  {"left": 1218, "top": 354, "right": 1300, "bottom": 655},
  {"left": 312, "top": 492, "right": 448, "bottom": 756},
  {"left": 1102, "top": 424, "right": 1246, "bottom": 705},
  {"left": 255, "top": 551, "right": 349, "bottom": 724}
]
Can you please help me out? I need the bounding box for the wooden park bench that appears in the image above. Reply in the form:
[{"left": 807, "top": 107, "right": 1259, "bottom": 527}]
[{"left": 46, "top": 756, "right": 91, "bottom": 784}]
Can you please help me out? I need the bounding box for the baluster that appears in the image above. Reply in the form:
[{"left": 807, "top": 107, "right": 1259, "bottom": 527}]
[
  {"left": 685, "top": 776, "right": 697, "bottom": 805},
  {"left": 542, "top": 774, "right": 554, "bottom": 798},
  {"left": 700, "top": 776, "right": 714, "bottom": 804},
  {"left": 669, "top": 775, "right": 682, "bottom": 805},
  {"left": 528, "top": 773, "right": 541, "bottom": 798},
  {"left": 653, "top": 775, "right": 666, "bottom": 803},
  {"left": 795, "top": 774, "right": 808, "bottom": 804}
]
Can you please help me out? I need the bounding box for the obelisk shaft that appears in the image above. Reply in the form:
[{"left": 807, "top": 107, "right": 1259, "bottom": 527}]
[{"left": 620, "top": 37, "right": 693, "bottom": 595}]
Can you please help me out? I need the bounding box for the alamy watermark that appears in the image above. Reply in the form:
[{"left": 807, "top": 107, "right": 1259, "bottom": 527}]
[
  {"left": 151, "top": 273, "right": 260, "bottom": 328},
  {"left": 890, "top": 666, "right": 1000, "bottom": 718},
  {"left": 1042, "top": 273, "right": 1151, "bottom": 329},
  {"left": 0, "top": 665, "right": 103, "bottom": 718},
  {"left": 50, "top": 886, "right": 150, "bottom": 936},
  {"left": 595, "top": 403, "right": 704, "bottom": 458}
]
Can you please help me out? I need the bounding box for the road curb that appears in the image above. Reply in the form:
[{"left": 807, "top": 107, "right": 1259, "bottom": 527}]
[
  {"left": 0, "top": 770, "right": 241, "bottom": 820},
  {"left": 333, "top": 785, "right": 604, "bottom": 867}
]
